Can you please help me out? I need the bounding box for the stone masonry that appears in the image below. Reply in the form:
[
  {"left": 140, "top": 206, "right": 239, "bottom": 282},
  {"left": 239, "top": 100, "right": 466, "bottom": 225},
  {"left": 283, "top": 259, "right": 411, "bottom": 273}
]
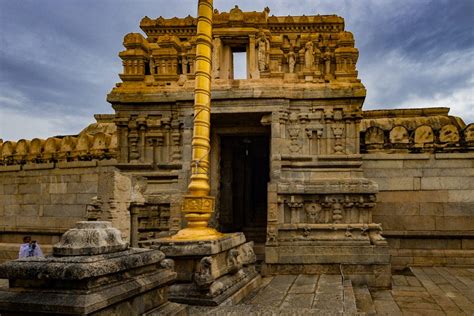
[
  {"left": 0, "top": 221, "right": 185, "bottom": 315},
  {"left": 0, "top": 6, "right": 473, "bottom": 278}
]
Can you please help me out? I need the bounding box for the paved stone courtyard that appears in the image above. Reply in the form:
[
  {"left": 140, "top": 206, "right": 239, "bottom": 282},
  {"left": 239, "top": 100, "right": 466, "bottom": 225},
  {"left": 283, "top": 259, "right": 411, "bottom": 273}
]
[
  {"left": 189, "top": 267, "right": 474, "bottom": 315},
  {"left": 1, "top": 266, "right": 473, "bottom": 314}
]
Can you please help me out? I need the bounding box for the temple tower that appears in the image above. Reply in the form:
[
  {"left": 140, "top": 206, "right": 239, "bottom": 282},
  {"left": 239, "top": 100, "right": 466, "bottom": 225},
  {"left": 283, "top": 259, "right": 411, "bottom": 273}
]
[{"left": 108, "top": 6, "right": 391, "bottom": 288}]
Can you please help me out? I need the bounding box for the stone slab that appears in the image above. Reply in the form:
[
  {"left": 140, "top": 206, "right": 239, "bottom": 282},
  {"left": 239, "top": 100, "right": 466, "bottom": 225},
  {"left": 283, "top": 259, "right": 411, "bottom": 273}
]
[
  {"left": 312, "top": 274, "right": 343, "bottom": 312},
  {"left": 288, "top": 274, "right": 319, "bottom": 294},
  {"left": 353, "top": 285, "right": 376, "bottom": 315},
  {"left": 144, "top": 301, "right": 188, "bottom": 316},
  {"left": 152, "top": 232, "right": 246, "bottom": 257},
  {"left": 0, "top": 248, "right": 163, "bottom": 280},
  {"left": 169, "top": 267, "right": 259, "bottom": 306},
  {"left": 0, "top": 268, "right": 175, "bottom": 315}
]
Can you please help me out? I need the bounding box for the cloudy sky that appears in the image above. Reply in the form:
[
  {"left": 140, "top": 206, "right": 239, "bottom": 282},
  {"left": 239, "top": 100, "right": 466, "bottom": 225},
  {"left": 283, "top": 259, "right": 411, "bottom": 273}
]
[{"left": 1, "top": 0, "right": 473, "bottom": 141}]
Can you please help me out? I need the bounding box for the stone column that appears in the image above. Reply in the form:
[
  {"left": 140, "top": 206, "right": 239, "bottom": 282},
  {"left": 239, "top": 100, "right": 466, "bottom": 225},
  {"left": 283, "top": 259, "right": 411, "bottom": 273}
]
[{"left": 248, "top": 34, "right": 258, "bottom": 79}]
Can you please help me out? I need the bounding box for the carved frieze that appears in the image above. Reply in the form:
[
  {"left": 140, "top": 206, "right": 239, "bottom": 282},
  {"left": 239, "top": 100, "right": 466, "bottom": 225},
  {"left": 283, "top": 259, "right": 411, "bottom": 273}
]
[{"left": 280, "top": 193, "right": 376, "bottom": 225}]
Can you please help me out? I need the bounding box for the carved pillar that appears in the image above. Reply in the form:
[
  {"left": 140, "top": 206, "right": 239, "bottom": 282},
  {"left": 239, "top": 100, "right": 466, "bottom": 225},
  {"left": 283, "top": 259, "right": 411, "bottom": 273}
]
[
  {"left": 287, "top": 195, "right": 303, "bottom": 224},
  {"left": 248, "top": 34, "right": 257, "bottom": 79},
  {"left": 114, "top": 117, "right": 130, "bottom": 163}
]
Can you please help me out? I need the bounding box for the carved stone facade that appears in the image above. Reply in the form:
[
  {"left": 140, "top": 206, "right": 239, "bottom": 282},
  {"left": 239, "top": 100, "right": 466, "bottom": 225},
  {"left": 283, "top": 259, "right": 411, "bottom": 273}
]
[
  {"left": 0, "top": 7, "right": 473, "bottom": 279},
  {"left": 106, "top": 7, "right": 391, "bottom": 288}
]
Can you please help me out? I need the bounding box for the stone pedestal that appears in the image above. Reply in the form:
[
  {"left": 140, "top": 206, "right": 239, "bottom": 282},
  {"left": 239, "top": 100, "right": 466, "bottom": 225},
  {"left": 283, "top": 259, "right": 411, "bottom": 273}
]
[
  {"left": 0, "top": 221, "right": 186, "bottom": 316},
  {"left": 152, "top": 233, "right": 260, "bottom": 306},
  {"left": 264, "top": 177, "right": 392, "bottom": 289}
]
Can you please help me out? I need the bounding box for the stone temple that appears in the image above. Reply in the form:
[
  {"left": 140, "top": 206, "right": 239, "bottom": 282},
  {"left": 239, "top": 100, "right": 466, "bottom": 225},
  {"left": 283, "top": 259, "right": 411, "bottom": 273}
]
[{"left": 0, "top": 5, "right": 473, "bottom": 315}]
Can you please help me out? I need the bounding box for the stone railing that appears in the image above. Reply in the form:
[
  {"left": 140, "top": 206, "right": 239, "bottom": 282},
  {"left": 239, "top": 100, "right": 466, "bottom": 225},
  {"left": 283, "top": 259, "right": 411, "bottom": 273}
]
[
  {"left": 0, "top": 131, "right": 117, "bottom": 166},
  {"left": 360, "top": 108, "right": 474, "bottom": 153}
]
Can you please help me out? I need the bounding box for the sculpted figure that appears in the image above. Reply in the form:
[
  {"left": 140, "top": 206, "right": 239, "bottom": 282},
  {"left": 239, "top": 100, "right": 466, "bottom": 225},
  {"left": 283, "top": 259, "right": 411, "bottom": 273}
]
[
  {"left": 287, "top": 50, "right": 296, "bottom": 73},
  {"left": 305, "top": 203, "right": 322, "bottom": 224},
  {"left": 149, "top": 57, "right": 155, "bottom": 75},
  {"left": 323, "top": 47, "right": 332, "bottom": 75},
  {"left": 304, "top": 41, "right": 314, "bottom": 69},
  {"left": 194, "top": 256, "right": 214, "bottom": 288},
  {"left": 257, "top": 32, "right": 270, "bottom": 72}
]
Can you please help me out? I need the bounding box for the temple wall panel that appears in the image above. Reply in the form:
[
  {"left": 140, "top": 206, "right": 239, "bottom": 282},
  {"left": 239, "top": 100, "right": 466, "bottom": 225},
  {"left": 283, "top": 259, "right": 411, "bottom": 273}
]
[
  {"left": 0, "top": 163, "right": 119, "bottom": 262},
  {"left": 362, "top": 152, "right": 474, "bottom": 270}
]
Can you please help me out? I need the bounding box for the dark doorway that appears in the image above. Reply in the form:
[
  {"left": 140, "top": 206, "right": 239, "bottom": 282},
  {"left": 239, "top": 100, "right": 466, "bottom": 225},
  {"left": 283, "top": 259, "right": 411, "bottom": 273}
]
[{"left": 219, "top": 135, "right": 269, "bottom": 243}]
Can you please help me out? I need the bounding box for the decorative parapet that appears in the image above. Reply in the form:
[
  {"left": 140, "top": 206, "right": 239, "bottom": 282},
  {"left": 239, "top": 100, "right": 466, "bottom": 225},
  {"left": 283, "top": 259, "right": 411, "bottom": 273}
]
[
  {"left": 0, "top": 120, "right": 117, "bottom": 166},
  {"left": 111, "top": 6, "right": 361, "bottom": 96},
  {"left": 361, "top": 108, "right": 474, "bottom": 153}
]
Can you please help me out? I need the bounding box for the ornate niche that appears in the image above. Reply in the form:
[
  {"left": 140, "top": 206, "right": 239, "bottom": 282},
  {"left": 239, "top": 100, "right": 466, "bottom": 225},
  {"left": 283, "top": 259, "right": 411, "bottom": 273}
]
[{"left": 364, "top": 126, "right": 385, "bottom": 152}]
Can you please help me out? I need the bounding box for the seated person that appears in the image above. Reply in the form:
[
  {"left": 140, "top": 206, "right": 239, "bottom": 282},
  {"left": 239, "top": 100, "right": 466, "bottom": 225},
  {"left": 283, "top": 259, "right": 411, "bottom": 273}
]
[{"left": 18, "top": 236, "right": 43, "bottom": 258}]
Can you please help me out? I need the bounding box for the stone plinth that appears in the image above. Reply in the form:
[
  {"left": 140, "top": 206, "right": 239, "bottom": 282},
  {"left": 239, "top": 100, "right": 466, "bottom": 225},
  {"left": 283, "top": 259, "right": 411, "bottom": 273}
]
[
  {"left": 0, "top": 221, "right": 186, "bottom": 316},
  {"left": 152, "top": 233, "right": 261, "bottom": 306},
  {"left": 265, "top": 178, "right": 392, "bottom": 289}
]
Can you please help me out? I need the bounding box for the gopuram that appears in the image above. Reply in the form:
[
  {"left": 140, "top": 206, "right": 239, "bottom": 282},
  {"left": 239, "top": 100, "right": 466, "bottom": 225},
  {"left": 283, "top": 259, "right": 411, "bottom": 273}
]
[{"left": 0, "top": 3, "right": 473, "bottom": 306}]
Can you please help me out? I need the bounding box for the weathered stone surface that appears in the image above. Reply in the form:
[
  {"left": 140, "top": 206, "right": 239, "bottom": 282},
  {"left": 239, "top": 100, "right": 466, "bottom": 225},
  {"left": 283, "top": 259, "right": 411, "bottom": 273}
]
[
  {"left": 153, "top": 232, "right": 246, "bottom": 257},
  {"left": 153, "top": 233, "right": 259, "bottom": 306},
  {"left": 0, "top": 5, "right": 472, "bottom": 297},
  {"left": 53, "top": 221, "right": 128, "bottom": 256},
  {"left": 0, "top": 221, "right": 181, "bottom": 315}
]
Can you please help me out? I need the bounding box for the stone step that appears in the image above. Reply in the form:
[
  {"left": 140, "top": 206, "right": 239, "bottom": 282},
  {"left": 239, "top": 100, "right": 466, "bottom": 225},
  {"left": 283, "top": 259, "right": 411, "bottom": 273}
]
[
  {"left": 343, "top": 279, "right": 358, "bottom": 314},
  {"left": 353, "top": 285, "right": 376, "bottom": 315},
  {"left": 193, "top": 304, "right": 341, "bottom": 315}
]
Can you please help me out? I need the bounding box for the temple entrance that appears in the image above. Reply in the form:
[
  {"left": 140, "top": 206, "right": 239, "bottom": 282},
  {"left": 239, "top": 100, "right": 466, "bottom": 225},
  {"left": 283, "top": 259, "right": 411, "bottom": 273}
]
[{"left": 219, "top": 135, "right": 269, "bottom": 245}]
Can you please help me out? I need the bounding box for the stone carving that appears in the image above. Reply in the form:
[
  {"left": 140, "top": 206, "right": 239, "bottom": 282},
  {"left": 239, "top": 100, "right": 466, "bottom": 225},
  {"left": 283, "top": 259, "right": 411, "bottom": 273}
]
[
  {"left": 332, "top": 202, "right": 343, "bottom": 224},
  {"left": 465, "top": 124, "right": 474, "bottom": 142},
  {"left": 304, "top": 41, "right": 315, "bottom": 69},
  {"left": 227, "top": 248, "right": 242, "bottom": 274},
  {"left": 241, "top": 242, "right": 257, "bottom": 264},
  {"left": 53, "top": 221, "right": 129, "bottom": 256},
  {"left": 0, "top": 221, "right": 183, "bottom": 315},
  {"left": 135, "top": 204, "right": 170, "bottom": 241},
  {"left": 390, "top": 126, "right": 409, "bottom": 144},
  {"left": 322, "top": 47, "right": 332, "bottom": 78},
  {"left": 160, "top": 258, "right": 175, "bottom": 270},
  {"left": 287, "top": 195, "right": 303, "bottom": 224},
  {"left": 256, "top": 32, "right": 270, "bottom": 72},
  {"left": 85, "top": 196, "right": 103, "bottom": 221},
  {"left": 194, "top": 256, "right": 214, "bottom": 288},
  {"left": 414, "top": 125, "right": 434, "bottom": 145},
  {"left": 0, "top": 124, "right": 117, "bottom": 166},
  {"left": 268, "top": 203, "right": 278, "bottom": 222},
  {"left": 287, "top": 49, "right": 296, "bottom": 73},
  {"left": 439, "top": 124, "right": 460, "bottom": 143},
  {"left": 288, "top": 113, "right": 303, "bottom": 153},
  {"left": 267, "top": 226, "right": 278, "bottom": 244},
  {"left": 332, "top": 124, "right": 345, "bottom": 154},
  {"left": 365, "top": 126, "right": 385, "bottom": 145},
  {"left": 305, "top": 203, "right": 323, "bottom": 223}
]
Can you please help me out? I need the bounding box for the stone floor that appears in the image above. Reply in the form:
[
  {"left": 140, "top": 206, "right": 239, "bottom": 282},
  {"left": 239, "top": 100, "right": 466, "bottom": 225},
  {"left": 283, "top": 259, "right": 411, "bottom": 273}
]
[
  {"left": 1, "top": 267, "right": 473, "bottom": 315},
  {"left": 189, "top": 267, "right": 474, "bottom": 315}
]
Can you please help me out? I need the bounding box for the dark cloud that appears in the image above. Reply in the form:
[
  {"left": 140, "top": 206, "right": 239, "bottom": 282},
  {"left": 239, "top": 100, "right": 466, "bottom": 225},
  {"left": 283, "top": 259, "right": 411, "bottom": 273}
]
[{"left": 1, "top": 0, "right": 472, "bottom": 140}]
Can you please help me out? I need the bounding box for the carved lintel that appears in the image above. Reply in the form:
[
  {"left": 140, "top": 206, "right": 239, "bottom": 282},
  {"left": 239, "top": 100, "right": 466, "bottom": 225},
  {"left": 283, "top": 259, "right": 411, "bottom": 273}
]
[
  {"left": 147, "top": 133, "right": 165, "bottom": 147},
  {"left": 306, "top": 124, "right": 324, "bottom": 139}
]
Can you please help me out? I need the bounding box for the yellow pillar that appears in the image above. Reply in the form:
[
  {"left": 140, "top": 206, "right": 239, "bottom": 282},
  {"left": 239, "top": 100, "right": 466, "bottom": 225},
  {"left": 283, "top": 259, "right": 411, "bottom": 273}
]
[{"left": 172, "top": 0, "right": 223, "bottom": 240}]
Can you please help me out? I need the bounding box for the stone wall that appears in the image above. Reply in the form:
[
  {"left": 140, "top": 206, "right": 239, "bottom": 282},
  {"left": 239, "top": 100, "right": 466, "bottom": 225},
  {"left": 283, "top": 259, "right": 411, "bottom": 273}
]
[
  {"left": 363, "top": 152, "right": 474, "bottom": 270},
  {"left": 0, "top": 161, "right": 131, "bottom": 263}
]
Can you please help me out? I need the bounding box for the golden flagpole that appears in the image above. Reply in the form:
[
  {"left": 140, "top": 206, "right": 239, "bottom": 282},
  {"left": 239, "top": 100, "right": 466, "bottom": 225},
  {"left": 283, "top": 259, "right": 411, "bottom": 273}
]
[{"left": 171, "top": 0, "right": 223, "bottom": 240}]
